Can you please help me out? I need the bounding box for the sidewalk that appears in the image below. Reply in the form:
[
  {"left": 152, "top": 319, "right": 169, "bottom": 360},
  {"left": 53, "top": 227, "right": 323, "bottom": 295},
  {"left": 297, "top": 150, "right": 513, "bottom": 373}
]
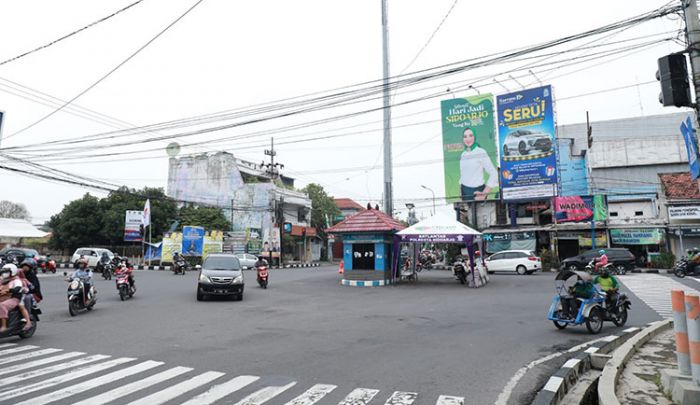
[{"left": 616, "top": 328, "right": 676, "bottom": 404}]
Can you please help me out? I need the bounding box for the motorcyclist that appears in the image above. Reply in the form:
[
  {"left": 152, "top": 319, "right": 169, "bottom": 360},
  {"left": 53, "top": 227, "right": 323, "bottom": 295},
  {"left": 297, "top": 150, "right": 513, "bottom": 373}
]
[
  {"left": 18, "top": 259, "right": 41, "bottom": 302},
  {"left": 0, "top": 264, "right": 25, "bottom": 333},
  {"left": 594, "top": 249, "right": 609, "bottom": 273},
  {"left": 17, "top": 260, "right": 40, "bottom": 330},
  {"left": 594, "top": 268, "right": 620, "bottom": 313},
  {"left": 71, "top": 258, "right": 93, "bottom": 305},
  {"left": 555, "top": 269, "right": 579, "bottom": 319},
  {"left": 255, "top": 256, "right": 268, "bottom": 269},
  {"left": 116, "top": 261, "right": 135, "bottom": 286},
  {"left": 173, "top": 252, "right": 185, "bottom": 273}
]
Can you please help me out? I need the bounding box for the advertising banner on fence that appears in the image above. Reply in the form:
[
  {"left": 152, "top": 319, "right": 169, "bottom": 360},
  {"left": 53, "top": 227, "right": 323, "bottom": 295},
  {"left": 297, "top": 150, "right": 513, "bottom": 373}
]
[
  {"left": 123, "top": 210, "right": 144, "bottom": 242},
  {"left": 610, "top": 228, "right": 664, "bottom": 245},
  {"left": 182, "top": 226, "right": 205, "bottom": 256},
  {"left": 161, "top": 232, "right": 182, "bottom": 263},
  {"left": 497, "top": 85, "right": 557, "bottom": 200},
  {"left": 441, "top": 94, "right": 499, "bottom": 202},
  {"left": 554, "top": 195, "right": 607, "bottom": 222},
  {"left": 680, "top": 116, "right": 700, "bottom": 180},
  {"left": 203, "top": 230, "right": 224, "bottom": 259}
]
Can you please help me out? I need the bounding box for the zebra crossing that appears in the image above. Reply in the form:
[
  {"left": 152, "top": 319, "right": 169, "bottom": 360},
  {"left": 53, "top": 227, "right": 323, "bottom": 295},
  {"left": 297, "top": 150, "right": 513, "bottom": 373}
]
[
  {"left": 0, "top": 343, "right": 465, "bottom": 405},
  {"left": 618, "top": 273, "right": 700, "bottom": 318}
]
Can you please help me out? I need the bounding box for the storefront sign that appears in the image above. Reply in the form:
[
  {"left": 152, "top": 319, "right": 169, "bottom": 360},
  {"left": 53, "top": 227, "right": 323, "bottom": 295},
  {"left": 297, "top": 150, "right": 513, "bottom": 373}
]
[
  {"left": 668, "top": 206, "right": 700, "bottom": 220},
  {"left": 680, "top": 228, "right": 700, "bottom": 236},
  {"left": 610, "top": 228, "right": 664, "bottom": 245},
  {"left": 497, "top": 85, "right": 558, "bottom": 200},
  {"left": 578, "top": 233, "right": 607, "bottom": 247},
  {"left": 441, "top": 94, "right": 499, "bottom": 202},
  {"left": 483, "top": 232, "right": 535, "bottom": 242},
  {"left": 555, "top": 195, "right": 607, "bottom": 222}
]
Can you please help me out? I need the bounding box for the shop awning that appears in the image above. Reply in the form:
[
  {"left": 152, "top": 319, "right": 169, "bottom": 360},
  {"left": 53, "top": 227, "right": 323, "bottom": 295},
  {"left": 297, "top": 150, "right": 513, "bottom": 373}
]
[
  {"left": 396, "top": 213, "right": 481, "bottom": 243},
  {"left": 0, "top": 218, "right": 48, "bottom": 238}
]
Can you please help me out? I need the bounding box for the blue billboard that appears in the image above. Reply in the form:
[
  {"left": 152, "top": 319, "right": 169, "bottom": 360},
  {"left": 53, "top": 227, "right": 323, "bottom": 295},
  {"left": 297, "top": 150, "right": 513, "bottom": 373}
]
[
  {"left": 497, "top": 85, "right": 557, "bottom": 200},
  {"left": 681, "top": 116, "right": 699, "bottom": 180},
  {"left": 182, "top": 226, "right": 205, "bottom": 257}
]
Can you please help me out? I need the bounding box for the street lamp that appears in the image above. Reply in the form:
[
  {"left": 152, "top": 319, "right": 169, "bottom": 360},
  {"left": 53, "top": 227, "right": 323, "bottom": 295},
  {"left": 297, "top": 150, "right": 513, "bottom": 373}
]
[
  {"left": 405, "top": 203, "right": 417, "bottom": 225},
  {"left": 421, "top": 185, "right": 435, "bottom": 216}
]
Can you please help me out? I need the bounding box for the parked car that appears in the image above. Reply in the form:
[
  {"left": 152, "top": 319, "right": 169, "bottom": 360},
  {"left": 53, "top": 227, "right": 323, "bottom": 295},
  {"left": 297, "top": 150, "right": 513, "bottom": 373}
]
[
  {"left": 70, "top": 248, "right": 115, "bottom": 267},
  {"left": 196, "top": 253, "right": 244, "bottom": 301},
  {"left": 502, "top": 129, "right": 553, "bottom": 157},
  {"left": 560, "top": 248, "right": 635, "bottom": 273},
  {"left": 485, "top": 250, "right": 540, "bottom": 275},
  {"left": 0, "top": 247, "right": 40, "bottom": 264},
  {"left": 235, "top": 253, "right": 258, "bottom": 269}
]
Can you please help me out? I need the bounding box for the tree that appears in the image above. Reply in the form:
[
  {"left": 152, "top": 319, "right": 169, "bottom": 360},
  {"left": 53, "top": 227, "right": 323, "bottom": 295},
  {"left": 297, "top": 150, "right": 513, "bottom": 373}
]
[
  {"left": 178, "top": 205, "right": 230, "bottom": 231},
  {"left": 0, "top": 200, "right": 30, "bottom": 220},
  {"left": 48, "top": 194, "right": 104, "bottom": 252},
  {"left": 301, "top": 183, "right": 341, "bottom": 239}
]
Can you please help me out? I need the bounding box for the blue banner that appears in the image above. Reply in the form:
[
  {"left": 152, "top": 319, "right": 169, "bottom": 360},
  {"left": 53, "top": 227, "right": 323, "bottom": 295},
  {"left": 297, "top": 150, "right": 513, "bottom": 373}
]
[
  {"left": 182, "top": 226, "right": 205, "bottom": 257},
  {"left": 497, "top": 85, "right": 557, "bottom": 200},
  {"left": 681, "top": 116, "right": 699, "bottom": 180}
]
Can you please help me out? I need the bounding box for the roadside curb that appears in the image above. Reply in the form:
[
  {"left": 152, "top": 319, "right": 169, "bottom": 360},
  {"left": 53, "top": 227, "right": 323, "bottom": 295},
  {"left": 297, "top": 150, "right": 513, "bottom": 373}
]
[
  {"left": 58, "top": 263, "right": 322, "bottom": 271},
  {"left": 531, "top": 326, "right": 643, "bottom": 405},
  {"left": 341, "top": 279, "right": 392, "bottom": 287},
  {"left": 598, "top": 319, "right": 673, "bottom": 405}
]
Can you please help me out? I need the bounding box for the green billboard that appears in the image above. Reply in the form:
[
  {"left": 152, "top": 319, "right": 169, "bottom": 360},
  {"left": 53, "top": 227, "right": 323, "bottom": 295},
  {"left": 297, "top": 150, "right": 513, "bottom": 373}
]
[{"left": 441, "top": 95, "right": 499, "bottom": 203}]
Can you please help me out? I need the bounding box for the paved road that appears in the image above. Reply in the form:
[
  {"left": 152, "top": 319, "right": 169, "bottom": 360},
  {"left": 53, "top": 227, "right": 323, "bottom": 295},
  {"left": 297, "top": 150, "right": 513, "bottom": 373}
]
[{"left": 0, "top": 267, "right": 663, "bottom": 404}]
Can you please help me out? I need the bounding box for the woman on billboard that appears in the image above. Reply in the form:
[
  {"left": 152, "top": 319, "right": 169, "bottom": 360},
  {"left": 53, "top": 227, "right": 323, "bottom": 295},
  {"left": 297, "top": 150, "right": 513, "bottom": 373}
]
[{"left": 460, "top": 127, "right": 498, "bottom": 201}]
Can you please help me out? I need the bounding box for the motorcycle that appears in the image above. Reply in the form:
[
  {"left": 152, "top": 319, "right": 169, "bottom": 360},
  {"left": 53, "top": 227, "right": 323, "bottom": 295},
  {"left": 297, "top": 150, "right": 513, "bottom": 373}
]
[
  {"left": 0, "top": 302, "right": 40, "bottom": 340},
  {"left": 96, "top": 260, "right": 113, "bottom": 280},
  {"left": 66, "top": 275, "right": 96, "bottom": 316},
  {"left": 452, "top": 259, "right": 468, "bottom": 285},
  {"left": 548, "top": 275, "right": 631, "bottom": 334},
  {"left": 584, "top": 259, "right": 618, "bottom": 275},
  {"left": 37, "top": 255, "right": 57, "bottom": 274},
  {"left": 673, "top": 258, "right": 700, "bottom": 278},
  {"left": 172, "top": 258, "right": 188, "bottom": 275},
  {"left": 257, "top": 264, "right": 269, "bottom": 288},
  {"left": 115, "top": 269, "right": 135, "bottom": 301}
]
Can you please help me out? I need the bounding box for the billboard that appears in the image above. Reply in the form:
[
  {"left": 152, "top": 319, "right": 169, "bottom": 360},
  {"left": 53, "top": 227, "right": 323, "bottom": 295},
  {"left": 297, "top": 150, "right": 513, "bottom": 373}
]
[
  {"left": 554, "top": 196, "right": 607, "bottom": 222},
  {"left": 497, "top": 85, "right": 557, "bottom": 200},
  {"left": 680, "top": 116, "right": 699, "bottom": 180},
  {"left": 203, "top": 230, "right": 224, "bottom": 259},
  {"left": 123, "top": 210, "right": 144, "bottom": 242},
  {"left": 167, "top": 152, "right": 245, "bottom": 207},
  {"left": 441, "top": 94, "right": 499, "bottom": 202},
  {"left": 161, "top": 232, "right": 183, "bottom": 263},
  {"left": 182, "top": 226, "right": 205, "bottom": 256}
]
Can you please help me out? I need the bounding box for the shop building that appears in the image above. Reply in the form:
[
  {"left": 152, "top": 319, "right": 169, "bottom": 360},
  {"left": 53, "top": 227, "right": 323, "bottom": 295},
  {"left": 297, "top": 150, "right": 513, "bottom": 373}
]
[{"left": 660, "top": 172, "right": 700, "bottom": 258}]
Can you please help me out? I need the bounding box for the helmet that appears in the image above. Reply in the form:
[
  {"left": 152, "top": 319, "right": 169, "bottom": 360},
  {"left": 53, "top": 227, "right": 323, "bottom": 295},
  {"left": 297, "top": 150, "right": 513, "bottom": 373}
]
[
  {"left": 689, "top": 249, "right": 694, "bottom": 254},
  {"left": 1, "top": 263, "right": 18, "bottom": 278},
  {"left": 598, "top": 250, "right": 605, "bottom": 255},
  {"left": 600, "top": 268, "right": 610, "bottom": 277},
  {"left": 694, "top": 248, "right": 699, "bottom": 253},
  {"left": 19, "top": 259, "right": 35, "bottom": 270}
]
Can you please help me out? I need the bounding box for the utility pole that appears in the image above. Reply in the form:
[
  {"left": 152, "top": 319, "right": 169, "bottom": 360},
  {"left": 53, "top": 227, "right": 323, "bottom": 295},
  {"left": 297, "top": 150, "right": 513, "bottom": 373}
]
[
  {"left": 261, "top": 137, "right": 285, "bottom": 266},
  {"left": 381, "top": 0, "right": 394, "bottom": 217},
  {"left": 683, "top": 0, "right": 700, "bottom": 125}
]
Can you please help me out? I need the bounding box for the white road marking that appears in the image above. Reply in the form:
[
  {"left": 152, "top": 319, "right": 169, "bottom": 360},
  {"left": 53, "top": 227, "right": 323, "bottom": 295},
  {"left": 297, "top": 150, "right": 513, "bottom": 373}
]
[
  {"left": 180, "top": 375, "right": 260, "bottom": 405},
  {"left": 338, "top": 388, "right": 381, "bottom": 405},
  {"left": 234, "top": 381, "right": 297, "bottom": 405},
  {"left": 0, "top": 345, "right": 37, "bottom": 357},
  {"left": 0, "top": 343, "right": 17, "bottom": 350},
  {"left": 494, "top": 336, "right": 605, "bottom": 405},
  {"left": 284, "top": 384, "right": 337, "bottom": 405},
  {"left": 72, "top": 366, "right": 193, "bottom": 405},
  {"left": 436, "top": 395, "right": 464, "bottom": 405},
  {"left": 13, "top": 360, "right": 164, "bottom": 405},
  {"left": 618, "top": 273, "right": 700, "bottom": 318},
  {"left": 0, "top": 354, "right": 110, "bottom": 385},
  {"left": 125, "top": 370, "right": 225, "bottom": 405},
  {"left": 0, "top": 348, "right": 62, "bottom": 366},
  {"left": 384, "top": 391, "right": 418, "bottom": 404},
  {"left": 0, "top": 356, "right": 134, "bottom": 400},
  {"left": 0, "top": 352, "right": 84, "bottom": 377}
]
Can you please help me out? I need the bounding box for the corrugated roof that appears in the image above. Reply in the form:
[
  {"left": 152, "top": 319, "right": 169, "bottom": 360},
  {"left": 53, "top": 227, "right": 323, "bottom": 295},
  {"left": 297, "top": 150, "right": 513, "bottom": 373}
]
[
  {"left": 326, "top": 208, "right": 405, "bottom": 234},
  {"left": 334, "top": 198, "right": 365, "bottom": 210},
  {"left": 659, "top": 172, "right": 700, "bottom": 199}
]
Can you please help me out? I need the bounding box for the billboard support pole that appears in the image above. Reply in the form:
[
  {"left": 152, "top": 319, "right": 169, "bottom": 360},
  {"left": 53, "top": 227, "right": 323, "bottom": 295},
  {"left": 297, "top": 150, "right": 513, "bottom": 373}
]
[
  {"left": 381, "top": 0, "right": 393, "bottom": 217},
  {"left": 148, "top": 225, "right": 152, "bottom": 266}
]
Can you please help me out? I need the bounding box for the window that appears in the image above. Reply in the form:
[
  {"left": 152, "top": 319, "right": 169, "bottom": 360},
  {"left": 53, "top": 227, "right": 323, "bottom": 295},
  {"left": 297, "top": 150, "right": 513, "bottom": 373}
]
[
  {"left": 634, "top": 211, "right": 644, "bottom": 216},
  {"left": 489, "top": 253, "right": 504, "bottom": 261},
  {"left": 610, "top": 212, "right": 618, "bottom": 217}
]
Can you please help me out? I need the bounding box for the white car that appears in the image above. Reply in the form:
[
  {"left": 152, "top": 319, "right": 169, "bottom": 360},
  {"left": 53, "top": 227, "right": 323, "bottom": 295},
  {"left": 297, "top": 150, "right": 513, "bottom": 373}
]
[
  {"left": 235, "top": 253, "right": 259, "bottom": 269},
  {"left": 71, "top": 248, "right": 115, "bottom": 268},
  {"left": 485, "top": 250, "right": 540, "bottom": 275}
]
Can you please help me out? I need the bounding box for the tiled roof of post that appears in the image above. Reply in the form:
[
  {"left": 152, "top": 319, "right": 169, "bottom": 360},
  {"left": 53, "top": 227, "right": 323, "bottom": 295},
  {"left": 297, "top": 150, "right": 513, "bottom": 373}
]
[
  {"left": 659, "top": 172, "right": 700, "bottom": 199},
  {"left": 326, "top": 208, "right": 405, "bottom": 234},
  {"left": 334, "top": 198, "right": 365, "bottom": 210}
]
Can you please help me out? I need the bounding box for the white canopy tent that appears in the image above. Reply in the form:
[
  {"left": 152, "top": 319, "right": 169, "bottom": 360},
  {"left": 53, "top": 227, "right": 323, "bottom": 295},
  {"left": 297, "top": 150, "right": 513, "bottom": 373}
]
[
  {"left": 0, "top": 218, "right": 48, "bottom": 238},
  {"left": 392, "top": 213, "right": 488, "bottom": 287}
]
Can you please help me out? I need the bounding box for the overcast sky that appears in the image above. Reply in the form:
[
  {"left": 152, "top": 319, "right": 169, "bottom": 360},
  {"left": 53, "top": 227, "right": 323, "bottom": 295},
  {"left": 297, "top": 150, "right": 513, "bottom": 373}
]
[{"left": 0, "top": 0, "right": 691, "bottom": 223}]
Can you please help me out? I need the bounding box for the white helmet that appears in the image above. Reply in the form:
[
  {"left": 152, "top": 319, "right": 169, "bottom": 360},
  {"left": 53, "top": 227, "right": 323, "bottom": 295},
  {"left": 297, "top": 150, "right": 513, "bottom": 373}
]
[{"left": 1, "top": 263, "right": 18, "bottom": 278}]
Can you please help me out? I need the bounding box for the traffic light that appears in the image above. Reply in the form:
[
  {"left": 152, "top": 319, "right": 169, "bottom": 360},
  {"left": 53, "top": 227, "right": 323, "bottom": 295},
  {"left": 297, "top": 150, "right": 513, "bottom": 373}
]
[{"left": 656, "top": 54, "right": 692, "bottom": 107}]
